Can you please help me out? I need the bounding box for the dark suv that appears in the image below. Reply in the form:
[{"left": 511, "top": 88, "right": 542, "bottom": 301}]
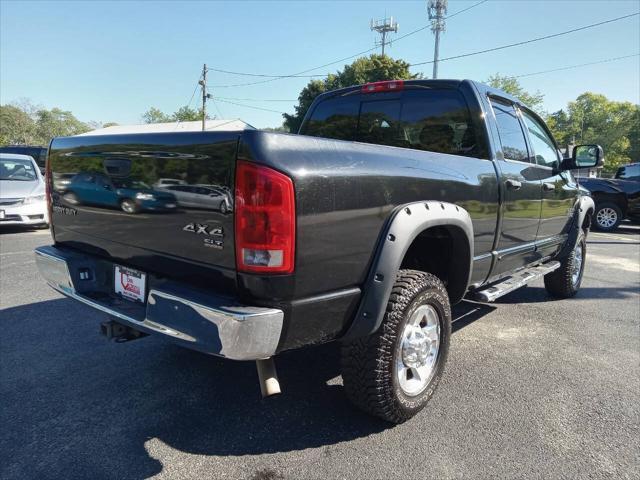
[
  {"left": 0, "top": 145, "right": 48, "bottom": 172},
  {"left": 580, "top": 162, "right": 640, "bottom": 231}
]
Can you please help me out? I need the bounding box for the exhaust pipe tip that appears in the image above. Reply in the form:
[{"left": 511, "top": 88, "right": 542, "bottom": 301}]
[{"left": 256, "top": 358, "right": 281, "bottom": 397}]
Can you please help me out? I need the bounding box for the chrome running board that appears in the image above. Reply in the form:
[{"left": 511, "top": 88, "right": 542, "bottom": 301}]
[{"left": 473, "top": 261, "right": 561, "bottom": 302}]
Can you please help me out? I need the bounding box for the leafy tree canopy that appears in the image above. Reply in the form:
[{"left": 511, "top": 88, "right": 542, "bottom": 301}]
[
  {"left": 284, "top": 54, "right": 420, "bottom": 133},
  {"left": 142, "top": 106, "right": 205, "bottom": 123},
  {"left": 546, "top": 92, "right": 639, "bottom": 174},
  {"left": 0, "top": 100, "right": 90, "bottom": 146},
  {"left": 486, "top": 74, "right": 545, "bottom": 113}
]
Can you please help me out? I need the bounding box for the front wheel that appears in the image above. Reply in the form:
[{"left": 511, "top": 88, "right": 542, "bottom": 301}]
[
  {"left": 593, "top": 202, "right": 622, "bottom": 231},
  {"left": 544, "top": 233, "right": 586, "bottom": 298},
  {"left": 120, "top": 199, "right": 139, "bottom": 214},
  {"left": 341, "top": 270, "right": 451, "bottom": 423}
]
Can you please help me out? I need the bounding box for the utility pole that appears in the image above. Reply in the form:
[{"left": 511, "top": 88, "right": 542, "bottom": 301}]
[
  {"left": 370, "top": 17, "right": 398, "bottom": 56},
  {"left": 199, "top": 63, "right": 207, "bottom": 131},
  {"left": 428, "top": 0, "right": 447, "bottom": 79}
]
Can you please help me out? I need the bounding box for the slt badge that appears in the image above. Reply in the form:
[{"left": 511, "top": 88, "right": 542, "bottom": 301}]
[{"left": 183, "top": 223, "right": 224, "bottom": 249}]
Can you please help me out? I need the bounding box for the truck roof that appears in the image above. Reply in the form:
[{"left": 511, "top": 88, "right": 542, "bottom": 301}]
[{"left": 312, "top": 79, "right": 525, "bottom": 108}]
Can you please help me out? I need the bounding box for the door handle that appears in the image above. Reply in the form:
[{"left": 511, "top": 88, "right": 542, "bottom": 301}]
[
  {"left": 542, "top": 182, "right": 555, "bottom": 192},
  {"left": 505, "top": 179, "right": 522, "bottom": 190}
]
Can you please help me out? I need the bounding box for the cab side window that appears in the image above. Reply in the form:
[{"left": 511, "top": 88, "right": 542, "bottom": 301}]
[
  {"left": 490, "top": 98, "right": 529, "bottom": 162},
  {"left": 521, "top": 110, "right": 559, "bottom": 169}
]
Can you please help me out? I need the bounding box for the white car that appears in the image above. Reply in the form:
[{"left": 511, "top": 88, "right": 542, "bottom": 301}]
[{"left": 0, "top": 153, "right": 49, "bottom": 227}]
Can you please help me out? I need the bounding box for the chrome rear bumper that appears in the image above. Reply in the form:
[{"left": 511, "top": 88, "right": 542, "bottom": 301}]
[{"left": 35, "top": 245, "right": 284, "bottom": 360}]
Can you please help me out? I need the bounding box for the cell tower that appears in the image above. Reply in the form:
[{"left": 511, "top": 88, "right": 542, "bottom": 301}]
[
  {"left": 428, "top": 0, "right": 448, "bottom": 79},
  {"left": 370, "top": 17, "right": 399, "bottom": 56}
]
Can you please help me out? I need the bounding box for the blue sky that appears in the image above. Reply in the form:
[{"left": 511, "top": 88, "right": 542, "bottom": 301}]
[{"left": 1, "top": 0, "right": 639, "bottom": 128}]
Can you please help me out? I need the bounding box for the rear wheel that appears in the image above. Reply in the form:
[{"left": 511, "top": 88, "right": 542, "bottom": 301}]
[
  {"left": 120, "top": 199, "right": 139, "bottom": 214},
  {"left": 544, "top": 233, "right": 586, "bottom": 298},
  {"left": 341, "top": 270, "right": 451, "bottom": 423},
  {"left": 593, "top": 202, "right": 622, "bottom": 231},
  {"left": 63, "top": 192, "right": 79, "bottom": 205}
]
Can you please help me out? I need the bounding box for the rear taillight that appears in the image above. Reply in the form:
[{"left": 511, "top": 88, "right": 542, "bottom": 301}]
[
  {"left": 235, "top": 160, "right": 295, "bottom": 274},
  {"left": 361, "top": 80, "right": 404, "bottom": 94}
]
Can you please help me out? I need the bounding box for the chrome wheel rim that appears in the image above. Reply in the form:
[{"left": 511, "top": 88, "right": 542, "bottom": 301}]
[
  {"left": 571, "top": 242, "right": 584, "bottom": 287},
  {"left": 397, "top": 304, "right": 441, "bottom": 396},
  {"left": 122, "top": 201, "right": 135, "bottom": 213},
  {"left": 596, "top": 207, "right": 617, "bottom": 228}
]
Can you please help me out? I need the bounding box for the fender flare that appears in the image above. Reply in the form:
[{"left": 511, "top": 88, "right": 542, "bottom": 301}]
[
  {"left": 342, "top": 201, "right": 474, "bottom": 341},
  {"left": 557, "top": 195, "right": 595, "bottom": 259}
]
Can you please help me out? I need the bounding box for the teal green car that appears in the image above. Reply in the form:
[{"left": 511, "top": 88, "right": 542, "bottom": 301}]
[{"left": 63, "top": 173, "right": 177, "bottom": 214}]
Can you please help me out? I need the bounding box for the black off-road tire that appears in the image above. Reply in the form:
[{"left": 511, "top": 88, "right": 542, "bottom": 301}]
[
  {"left": 593, "top": 202, "right": 622, "bottom": 232},
  {"left": 341, "top": 270, "right": 451, "bottom": 424},
  {"left": 544, "top": 233, "right": 586, "bottom": 298}
]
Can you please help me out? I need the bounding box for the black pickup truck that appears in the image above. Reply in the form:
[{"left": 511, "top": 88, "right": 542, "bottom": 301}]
[
  {"left": 579, "top": 162, "right": 640, "bottom": 231},
  {"left": 36, "top": 79, "right": 602, "bottom": 423}
]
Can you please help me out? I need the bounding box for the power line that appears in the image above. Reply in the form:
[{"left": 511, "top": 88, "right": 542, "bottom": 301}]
[
  {"left": 411, "top": 11, "right": 640, "bottom": 66},
  {"left": 211, "top": 11, "right": 638, "bottom": 88},
  {"left": 446, "top": 0, "right": 489, "bottom": 20},
  {"left": 173, "top": 73, "right": 204, "bottom": 131},
  {"left": 216, "top": 96, "right": 297, "bottom": 102},
  {"left": 206, "top": 68, "right": 323, "bottom": 78},
  {"left": 210, "top": 0, "right": 490, "bottom": 88},
  {"left": 213, "top": 53, "right": 639, "bottom": 116},
  {"left": 512, "top": 53, "right": 640, "bottom": 79},
  {"left": 215, "top": 98, "right": 287, "bottom": 114}
]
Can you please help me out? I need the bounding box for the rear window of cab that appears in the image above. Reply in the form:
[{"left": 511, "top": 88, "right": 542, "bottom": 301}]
[{"left": 300, "top": 89, "right": 483, "bottom": 158}]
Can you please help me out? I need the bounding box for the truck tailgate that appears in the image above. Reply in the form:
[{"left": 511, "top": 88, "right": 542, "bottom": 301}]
[{"left": 48, "top": 132, "right": 239, "bottom": 286}]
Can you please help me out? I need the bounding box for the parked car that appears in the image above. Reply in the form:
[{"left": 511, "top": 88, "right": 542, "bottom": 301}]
[
  {"left": 153, "top": 178, "right": 186, "bottom": 189},
  {"left": 36, "top": 80, "right": 600, "bottom": 423},
  {"left": 0, "top": 145, "right": 48, "bottom": 173},
  {"left": 0, "top": 153, "right": 48, "bottom": 227},
  {"left": 62, "top": 172, "right": 177, "bottom": 214},
  {"left": 162, "top": 184, "right": 232, "bottom": 213},
  {"left": 578, "top": 162, "right": 640, "bottom": 231}
]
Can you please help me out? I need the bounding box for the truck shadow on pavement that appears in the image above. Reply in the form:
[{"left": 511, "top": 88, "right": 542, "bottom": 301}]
[
  {"left": 1, "top": 298, "right": 392, "bottom": 480},
  {"left": 0, "top": 295, "right": 575, "bottom": 479}
]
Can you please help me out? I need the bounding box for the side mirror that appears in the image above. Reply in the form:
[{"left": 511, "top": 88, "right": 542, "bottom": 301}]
[{"left": 560, "top": 144, "right": 604, "bottom": 170}]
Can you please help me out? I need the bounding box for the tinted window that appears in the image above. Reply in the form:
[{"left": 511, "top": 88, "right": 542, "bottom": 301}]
[
  {"left": 301, "top": 96, "right": 359, "bottom": 140},
  {"left": 490, "top": 98, "right": 529, "bottom": 162},
  {"left": 357, "top": 100, "right": 402, "bottom": 147},
  {"left": 400, "top": 90, "right": 478, "bottom": 156},
  {"left": 303, "top": 88, "right": 481, "bottom": 157},
  {"left": 616, "top": 164, "right": 640, "bottom": 181},
  {"left": 521, "top": 110, "right": 559, "bottom": 168}
]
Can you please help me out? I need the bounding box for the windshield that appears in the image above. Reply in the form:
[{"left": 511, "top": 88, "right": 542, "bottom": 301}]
[
  {"left": 112, "top": 178, "right": 151, "bottom": 189},
  {"left": 0, "top": 158, "right": 38, "bottom": 181}
]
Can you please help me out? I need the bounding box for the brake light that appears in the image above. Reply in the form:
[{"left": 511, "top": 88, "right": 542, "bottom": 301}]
[
  {"left": 361, "top": 80, "right": 404, "bottom": 94},
  {"left": 235, "top": 160, "right": 295, "bottom": 274}
]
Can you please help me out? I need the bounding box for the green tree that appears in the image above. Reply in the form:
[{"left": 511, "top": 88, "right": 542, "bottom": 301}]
[
  {"left": 487, "top": 74, "right": 545, "bottom": 113},
  {"left": 546, "top": 92, "right": 639, "bottom": 174},
  {"left": 34, "top": 108, "right": 90, "bottom": 142},
  {"left": 0, "top": 104, "right": 36, "bottom": 144},
  {"left": 284, "top": 54, "right": 420, "bottom": 133},
  {"left": 103, "top": 122, "right": 119, "bottom": 128},
  {"left": 142, "top": 106, "right": 205, "bottom": 123},
  {"left": 142, "top": 107, "right": 171, "bottom": 124}
]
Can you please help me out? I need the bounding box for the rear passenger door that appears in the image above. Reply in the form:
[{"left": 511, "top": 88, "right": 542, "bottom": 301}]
[
  {"left": 489, "top": 97, "right": 543, "bottom": 274},
  {"left": 520, "top": 108, "right": 577, "bottom": 257}
]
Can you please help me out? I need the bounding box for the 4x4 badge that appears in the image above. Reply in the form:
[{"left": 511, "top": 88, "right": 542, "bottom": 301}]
[
  {"left": 183, "top": 223, "right": 224, "bottom": 249},
  {"left": 182, "top": 223, "right": 223, "bottom": 236}
]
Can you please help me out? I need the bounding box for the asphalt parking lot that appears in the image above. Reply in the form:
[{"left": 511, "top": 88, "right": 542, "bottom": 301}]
[{"left": 1, "top": 225, "right": 639, "bottom": 480}]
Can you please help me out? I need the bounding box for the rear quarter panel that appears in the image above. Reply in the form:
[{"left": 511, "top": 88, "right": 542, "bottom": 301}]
[{"left": 238, "top": 130, "right": 500, "bottom": 299}]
